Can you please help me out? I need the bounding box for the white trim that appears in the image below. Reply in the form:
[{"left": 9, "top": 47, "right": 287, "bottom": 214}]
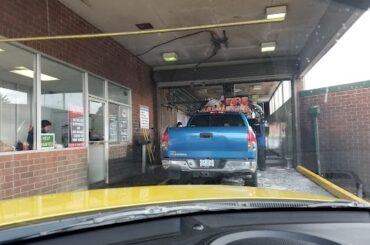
[
  {"left": 83, "top": 73, "right": 89, "bottom": 148},
  {"left": 104, "top": 98, "right": 109, "bottom": 184},
  {"left": 35, "top": 54, "right": 42, "bottom": 150},
  {"left": 106, "top": 99, "right": 132, "bottom": 108},
  {"left": 0, "top": 147, "right": 87, "bottom": 156}
]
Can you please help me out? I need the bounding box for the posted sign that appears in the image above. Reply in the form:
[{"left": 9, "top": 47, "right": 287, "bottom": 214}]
[
  {"left": 140, "top": 105, "right": 149, "bottom": 129},
  {"left": 68, "top": 110, "right": 84, "bottom": 147},
  {"left": 41, "top": 133, "right": 55, "bottom": 149}
]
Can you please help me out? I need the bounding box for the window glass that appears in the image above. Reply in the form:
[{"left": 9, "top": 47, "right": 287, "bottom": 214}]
[
  {"left": 41, "top": 57, "right": 84, "bottom": 149},
  {"left": 269, "top": 99, "right": 274, "bottom": 115},
  {"left": 283, "top": 80, "right": 291, "bottom": 103},
  {"left": 278, "top": 84, "right": 283, "bottom": 108},
  {"left": 189, "top": 114, "right": 245, "bottom": 127},
  {"left": 274, "top": 90, "right": 279, "bottom": 111},
  {"left": 108, "top": 82, "right": 130, "bottom": 105},
  {"left": 0, "top": 43, "right": 34, "bottom": 152},
  {"left": 109, "top": 103, "right": 129, "bottom": 143},
  {"left": 89, "top": 75, "right": 105, "bottom": 98}
]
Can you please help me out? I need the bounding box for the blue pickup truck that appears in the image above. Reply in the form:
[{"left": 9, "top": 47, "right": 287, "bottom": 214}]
[{"left": 161, "top": 111, "right": 258, "bottom": 186}]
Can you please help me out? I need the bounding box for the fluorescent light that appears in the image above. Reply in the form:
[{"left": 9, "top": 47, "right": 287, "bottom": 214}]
[
  {"left": 266, "top": 6, "right": 287, "bottom": 20},
  {"left": 162, "top": 52, "right": 178, "bottom": 62},
  {"left": 10, "top": 67, "right": 59, "bottom": 81},
  {"left": 253, "top": 85, "right": 262, "bottom": 90},
  {"left": 0, "top": 48, "right": 5, "bottom": 52},
  {"left": 261, "top": 42, "right": 276, "bottom": 53}
]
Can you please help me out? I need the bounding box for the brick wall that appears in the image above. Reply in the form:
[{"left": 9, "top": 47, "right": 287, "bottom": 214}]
[
  {"left": 0, "top": 148, "right": 87, "bottom": 199},
  {"left": 299, "top": 81, "right": 370, "bottom": 195}
]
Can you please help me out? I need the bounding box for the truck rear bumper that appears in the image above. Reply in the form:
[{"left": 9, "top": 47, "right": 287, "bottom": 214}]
[{"left": 162, "top": 159, "right": 257, "bottom": 179}]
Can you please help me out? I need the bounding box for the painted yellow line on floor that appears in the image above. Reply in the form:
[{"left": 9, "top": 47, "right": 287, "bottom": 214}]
[
  {"left": 158, "top": 179, "right": 169, "bottom": 185},
  {"left": 296, "top": 165, "right": 369, "bottom": 204}
]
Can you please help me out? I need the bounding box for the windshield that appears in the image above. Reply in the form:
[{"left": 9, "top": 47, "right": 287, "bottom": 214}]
[
  {"left": 0, "top": 0, "right": 370, "bottom": 229},
  {"left": 189, "top": 114, "right": 245, "bottom": 127}
]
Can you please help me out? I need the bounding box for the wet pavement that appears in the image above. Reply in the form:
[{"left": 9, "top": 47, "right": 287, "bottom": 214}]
[{"left": 258, "top": 167, "right": 332, "bottom": 197}]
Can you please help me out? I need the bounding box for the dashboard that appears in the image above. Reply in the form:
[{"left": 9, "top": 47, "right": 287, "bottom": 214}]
[{"left": 15, "top": 209, "right": 370, "bottom": 245}]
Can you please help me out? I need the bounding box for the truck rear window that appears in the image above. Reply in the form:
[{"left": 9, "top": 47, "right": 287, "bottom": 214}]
[{"left": 189, "top": 114, "right": 245, "bottom": 127}]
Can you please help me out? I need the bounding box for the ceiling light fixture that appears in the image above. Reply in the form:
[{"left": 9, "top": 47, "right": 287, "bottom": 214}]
[
  {"left": 162, "top": 52, "right": 178, "bottom": 62},
  {"left": 0, "top": 48, "right": 5, "bottom": 52},
  {"left": 10, "top": 67, "right": 59, "bottom": 81},
  {"left": 261, "top": 42, "right": 276, "bottom": 53},
  {"left": 266, "top": 6, "right": 287, "bottom": 20},
  {"left": 253, "top": 85, "right": 262, "bottom": 90}
]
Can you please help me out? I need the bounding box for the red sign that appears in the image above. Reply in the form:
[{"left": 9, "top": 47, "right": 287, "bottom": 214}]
[
  {"left": 201, "top": 97, "right": 251, "bottom": 113},
  {"left": 68, "top": 110, "right": 84, "bottom": 147}
]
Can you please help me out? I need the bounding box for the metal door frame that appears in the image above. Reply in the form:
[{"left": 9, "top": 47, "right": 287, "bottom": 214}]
[{"left": 88, "top": 97, "right": 109, "bottom": 184}]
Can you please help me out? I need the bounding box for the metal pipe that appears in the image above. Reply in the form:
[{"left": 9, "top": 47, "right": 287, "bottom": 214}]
[
  {"left": 0, "top": 18, "right": 284, "bottom": 43},
  {"left": 309, "top": 105, "right": 321, "bottom": 175}
]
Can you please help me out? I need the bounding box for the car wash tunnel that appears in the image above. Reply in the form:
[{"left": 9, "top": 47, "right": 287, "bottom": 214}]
[{"left": 0, "top": 0, "right": 369, "bottom": 203}]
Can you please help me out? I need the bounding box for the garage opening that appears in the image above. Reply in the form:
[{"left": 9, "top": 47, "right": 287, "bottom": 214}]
[{"left": 157, "top": 78, "right": 298, "bottom": 179}]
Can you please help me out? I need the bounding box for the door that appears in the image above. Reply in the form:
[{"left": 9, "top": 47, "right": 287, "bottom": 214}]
[{"left": 88, "top": 99, "right": 107, "bottom": 183}]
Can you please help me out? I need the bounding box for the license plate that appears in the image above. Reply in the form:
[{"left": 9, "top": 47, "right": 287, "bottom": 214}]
[{"left": 199, "top": 159, "right": 215, "bottom": 168}]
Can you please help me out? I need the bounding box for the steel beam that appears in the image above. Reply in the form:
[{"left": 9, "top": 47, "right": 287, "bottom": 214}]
[{"left": 154, "top": 58, "right": 299, "bottom": 88}]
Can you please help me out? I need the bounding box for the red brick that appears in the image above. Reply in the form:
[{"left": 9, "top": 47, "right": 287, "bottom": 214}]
[
  {"left": 14, "top": 179, "right": 28, "bottom": 187},
  {"left": 14, "top": 166, "right": 28, "bottom": 174},
  {"left": 35, "top": 181, "right": 47, "bottom": 189},
  {"left": 20, "top": 159, "right": 33, "bottom": 167},
  {"left": 28, "top": 153, "right": 41, "bottom": 159},
  {"left": 21, "top": 184, "right": 35, "bottom": 192},
  {"left": 0, "top": 168, "right": 13, "bottom": 176},
  {"left": 0, "top": 182, "right": 13, "bottom": 189},
  {"left": 21, "top": 172, "right": 34, "bottom": 178},
  {"left": 14, "top": 154, "right": 28, "bottom": 160},
  {"left": 0, "top": 155, "right": 13, "bottom": 162}
]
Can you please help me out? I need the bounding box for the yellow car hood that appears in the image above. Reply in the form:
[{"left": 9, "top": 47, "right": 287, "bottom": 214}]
[{"left": 0, "top": 185, "right": 336, "bottom": 227}]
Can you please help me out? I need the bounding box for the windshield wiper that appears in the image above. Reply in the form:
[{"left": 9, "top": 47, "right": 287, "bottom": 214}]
[{"left": 305, "top": 201, "right": 370, "bottom": 208}]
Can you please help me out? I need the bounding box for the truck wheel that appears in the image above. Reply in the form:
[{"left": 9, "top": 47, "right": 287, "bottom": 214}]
[
  {"left": 244, "top": 172, "right": 258, "bottom": 187},
  {"left": 257, "top": 146, "right": 266, "bottom": 171},
  {"left": 250, "top": 171, "right": 258, "bottom": 187},
  {"left": 252, "top": 172, "right": 258, "bottom": 187}
]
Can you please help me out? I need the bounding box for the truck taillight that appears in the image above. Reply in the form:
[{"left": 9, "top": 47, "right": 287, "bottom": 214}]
[
  {"left": 248, "top": 129, "right": 256, "bottom": 150},
  {"left": 162, "top": 130, "right": 169, "bottom": 149}
]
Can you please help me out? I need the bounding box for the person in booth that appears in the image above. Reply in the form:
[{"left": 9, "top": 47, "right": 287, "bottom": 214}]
[{"left": 26, "top": 120, "right": 52, "bottom": 150}]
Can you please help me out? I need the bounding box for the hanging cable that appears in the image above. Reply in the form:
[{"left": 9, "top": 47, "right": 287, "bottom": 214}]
[
  {"left": 136, "top": 30, "right": 217, "bottom": 56},
  {"left": 194, "top": 30, "right": 228, "bottom": 69}
]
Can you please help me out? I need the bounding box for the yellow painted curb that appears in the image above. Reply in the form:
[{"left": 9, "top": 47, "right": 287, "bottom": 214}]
[{"left": 296, "top": 165, "right": 369, "bottom": 204}]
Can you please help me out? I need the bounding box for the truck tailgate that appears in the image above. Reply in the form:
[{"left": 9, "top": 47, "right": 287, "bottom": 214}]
[{"left": 167, "top": 127, "right": 254, "bottom": 159}]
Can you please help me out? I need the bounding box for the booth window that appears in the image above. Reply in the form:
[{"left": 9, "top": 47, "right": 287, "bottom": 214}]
[
  {"left": 0, "top": 44, "right": 35, "bottom": 152},
  {"left": 41, "top": 57, "right": 84, "bottom": 149},
  {"left": 88, "top": 75, "right": 105, "bottom": 98},
  {"left": 109, "top": 103, "right": 130, "bottom": 143},
  {"left": 108, "top": 82, "right": 130, "bottom": 105}
]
